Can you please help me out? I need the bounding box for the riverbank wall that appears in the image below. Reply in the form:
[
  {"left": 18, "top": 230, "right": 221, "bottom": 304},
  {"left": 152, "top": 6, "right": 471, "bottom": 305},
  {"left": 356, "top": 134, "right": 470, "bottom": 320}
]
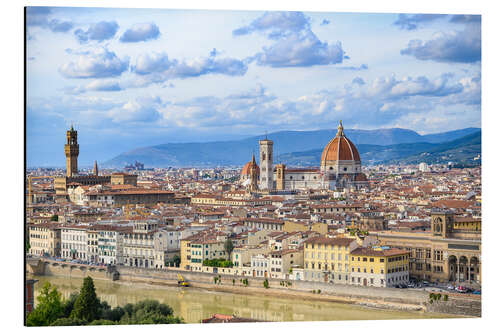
[{"left": 27, "top": 259, "right": 481, "bottom": 317}]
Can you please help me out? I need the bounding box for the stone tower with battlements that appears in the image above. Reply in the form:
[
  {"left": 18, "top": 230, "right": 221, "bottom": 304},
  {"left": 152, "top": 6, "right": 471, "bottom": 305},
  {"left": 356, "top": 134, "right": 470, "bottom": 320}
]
[
  {"left": 259, "top": 138, "right": 274, "bottom": 191},
  {"left": 65, "top": 126, "right": 79, "bottom": 177}
]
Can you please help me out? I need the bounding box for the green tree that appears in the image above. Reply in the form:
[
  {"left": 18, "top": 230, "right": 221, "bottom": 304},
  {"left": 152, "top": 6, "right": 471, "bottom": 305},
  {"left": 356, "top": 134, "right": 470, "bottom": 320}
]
[
  {"left": 71, "top": 277, "right": 100, "bottom": 322},
  {"left": 224, "top": 239, "right": 234, "bottom": 258},
  {"left": 100, "top": 305, "right": 125, "bottom": 322},
  {"left": 263, "top": 278, "right": 269, "bottom": 289},
  {"left": 26, "top": 282, "right": 64, "bottom": 326},
  {"left": 26, "top": 238, "right": 31, "bottom": 253},
  {"left": 119, "top": 300, "right": 182, "bottom": 325},
  {"left": 62, "top": 292, "right": 79, "bottom": 318},
  {"left": 50, "top": 214, "right": 59, "bottom": 221}
]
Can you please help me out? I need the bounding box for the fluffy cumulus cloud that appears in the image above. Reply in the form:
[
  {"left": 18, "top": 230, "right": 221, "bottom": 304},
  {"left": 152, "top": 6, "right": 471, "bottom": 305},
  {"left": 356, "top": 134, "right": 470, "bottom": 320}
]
[
  {"left": 393, "top": 14, "right": 447, "bottom": 30},
  {"left": 233, "top": 11, "right": 310, "bottom": 39},
  {"left": 400, "top": 23, "right": 481, "bottom": 63},
  {"left": 234, "top": 11, "right": 346, "bottom": 68},
  {"left": 59, "top": 48, "right": 129, "bottom": 79},
  {"left": 120, "top": 23, "right": 161, "bottom": 42},
  {"left": 74, "top": 21, "right": 119, "bottom": 43},
  {"left": 129, "top": 51, "right": 247, "bottom": 86},
  {"left": 397, "top": 14, "right": 481, "bottom": 64},
  {"left": 108, "top": 97, "right": 162, "bottom": 123},
  {"left": 64, "top": 79, "right": 122, "bottom": 95},
  {"left": 26, "top": 7, "right": 73, "bottom": 33}
]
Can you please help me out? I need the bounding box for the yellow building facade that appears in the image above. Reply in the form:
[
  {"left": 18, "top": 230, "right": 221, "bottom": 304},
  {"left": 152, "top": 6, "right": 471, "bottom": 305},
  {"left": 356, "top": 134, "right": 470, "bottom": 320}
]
[
  {"left": 303, "top": 237, "right": 356, "bottom": 284},
  {"left": 350, "top": 247, "right": 409, "bottom": 287}
]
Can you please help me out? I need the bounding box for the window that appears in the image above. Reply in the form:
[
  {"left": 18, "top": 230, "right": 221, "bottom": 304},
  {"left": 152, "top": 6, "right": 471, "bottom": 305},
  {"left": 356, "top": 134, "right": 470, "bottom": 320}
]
[
  {"left": 380, "top": 258, "right": 384, "bottom": 263},
  {"left": 363, "top": 258, "right": 367, "bottom": 262}
]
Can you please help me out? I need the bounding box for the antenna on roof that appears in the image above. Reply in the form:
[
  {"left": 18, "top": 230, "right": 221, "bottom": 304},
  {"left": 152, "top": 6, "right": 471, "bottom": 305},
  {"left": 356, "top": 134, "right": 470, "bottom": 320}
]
[{"left": 265, "top": 130, "right": 268, "bottom": 140}]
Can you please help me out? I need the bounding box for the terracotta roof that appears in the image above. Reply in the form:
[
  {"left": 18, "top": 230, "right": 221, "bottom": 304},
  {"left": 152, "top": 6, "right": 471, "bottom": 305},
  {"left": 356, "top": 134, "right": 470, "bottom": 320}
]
[
  {"left": 201, "top": 314, "right": 263, "bottom": 323},
  {"left": 350, "top": 247, "right": 409, "bottom": 257},
  {"left": 304, "top": 236, "right": 354, "bottom": 246},
  {"left": 241, "top": 161, "right": 260, "bottom": 176},
  {"left": 321, "top": 123, "right": 361, "bottom": 163}
]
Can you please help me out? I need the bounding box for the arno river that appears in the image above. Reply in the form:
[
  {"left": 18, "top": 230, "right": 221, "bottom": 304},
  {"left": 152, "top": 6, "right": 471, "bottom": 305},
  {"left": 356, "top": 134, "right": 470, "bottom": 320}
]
[{"left": 30, "top": 275, "right": 459, "bottom": 323}]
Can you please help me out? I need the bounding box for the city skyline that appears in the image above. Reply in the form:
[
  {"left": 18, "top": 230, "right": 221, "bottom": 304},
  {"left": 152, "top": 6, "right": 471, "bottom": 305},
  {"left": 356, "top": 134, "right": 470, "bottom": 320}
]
[{"left": 27, "top": 7, "right": 481, "bottom": 167}]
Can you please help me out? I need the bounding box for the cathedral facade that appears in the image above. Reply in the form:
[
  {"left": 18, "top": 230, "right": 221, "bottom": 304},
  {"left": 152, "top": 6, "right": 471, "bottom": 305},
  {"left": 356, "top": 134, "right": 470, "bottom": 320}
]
[{"left": 241, "top": 121, "right": 368, "bottom": 192}]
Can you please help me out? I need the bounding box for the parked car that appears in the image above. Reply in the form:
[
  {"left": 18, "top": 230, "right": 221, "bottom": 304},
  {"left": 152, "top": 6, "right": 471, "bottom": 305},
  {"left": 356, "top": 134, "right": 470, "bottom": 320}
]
[
  {"left": 456, "top": 286, "right": 467, "bottom": 293},
  {"left": 447, "top": 284, "right": 455, "bottom": 290},
  {"left": 472, "top": 290, "right": 481, "bottom": 295}
]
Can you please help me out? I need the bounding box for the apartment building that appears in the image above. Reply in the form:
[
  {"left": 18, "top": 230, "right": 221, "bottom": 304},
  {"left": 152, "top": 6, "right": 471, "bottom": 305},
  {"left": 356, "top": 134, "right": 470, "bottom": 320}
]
[
  {"left": 122, "top": 220, "right": 158, "bottom": 268},
  {"left": 189, "top": 239, "right": 227, "bottom": 272},
  {"left": 28, "top": 223, "right": 61, "bottom": 257},
  {"left": 61, "top": 225, "right": 88, "bottom": 260},
  {"left": 269, "top": 248, "right": 303, "bottom": 279},
  {"left": 350, "top": 247, "right": 410, "bottom": 287},
  {"left": 303, "top": 236, "right": 358, "bottom": 284}
]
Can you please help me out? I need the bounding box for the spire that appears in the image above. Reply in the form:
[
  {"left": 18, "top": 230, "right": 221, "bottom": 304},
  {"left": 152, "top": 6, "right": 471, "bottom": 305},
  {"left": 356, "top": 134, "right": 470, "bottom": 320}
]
[
  {"left": 337, "top": 120, "right": 344, "bottom": 137},
  {"left": 251, "top": 153, "right": 256, "bottom": 165}
]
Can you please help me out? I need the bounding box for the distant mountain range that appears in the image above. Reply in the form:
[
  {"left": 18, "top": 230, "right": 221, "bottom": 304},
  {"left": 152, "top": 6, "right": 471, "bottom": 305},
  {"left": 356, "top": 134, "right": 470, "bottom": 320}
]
[{"left": 103, "top": 127, "right": 480, "bottom": 168}]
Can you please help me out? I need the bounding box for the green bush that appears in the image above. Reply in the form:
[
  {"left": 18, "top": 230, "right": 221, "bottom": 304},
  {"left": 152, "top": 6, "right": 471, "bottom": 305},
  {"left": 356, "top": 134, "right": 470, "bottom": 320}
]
[
  {"left": 317, "top": 289, "right": 321, "bottom": 294},
  {"left": 443, "top": 294, "right": 448, "bottom": 301},
  {"left": 203, "top": 258, "right": 234, "bottom": 268},
  {"left": 263, "top": 279, "right": 269, "bottom": 289}
]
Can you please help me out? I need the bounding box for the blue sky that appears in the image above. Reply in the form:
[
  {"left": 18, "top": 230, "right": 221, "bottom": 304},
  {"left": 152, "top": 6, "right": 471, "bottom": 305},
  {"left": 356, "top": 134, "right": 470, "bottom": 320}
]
[{"left": 26, "top": 7, "right": 481, "bottom": 167}]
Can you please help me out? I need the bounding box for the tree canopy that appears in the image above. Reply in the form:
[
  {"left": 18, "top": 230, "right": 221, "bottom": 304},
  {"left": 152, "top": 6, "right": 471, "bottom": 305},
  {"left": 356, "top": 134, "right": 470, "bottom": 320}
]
[
  {"left": 70, "top": 276, "right": 100, "bottom": 322},
  {"left": 26, "top": 282, "right": 64, "bottom": 326},
  {"left": 224, "top": 238, "right": 234, "bottom": 257}
]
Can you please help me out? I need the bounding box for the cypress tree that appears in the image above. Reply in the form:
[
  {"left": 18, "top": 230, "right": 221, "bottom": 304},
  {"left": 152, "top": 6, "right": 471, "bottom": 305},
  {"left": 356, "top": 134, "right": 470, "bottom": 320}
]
[{"left": 71, "top": 277, "right": 100, "bottom": 322}]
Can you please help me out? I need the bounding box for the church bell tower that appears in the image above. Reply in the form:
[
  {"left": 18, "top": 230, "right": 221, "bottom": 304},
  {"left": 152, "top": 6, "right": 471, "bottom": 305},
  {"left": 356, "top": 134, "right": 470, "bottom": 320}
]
[
  {"left": 65, "top": 126, "right": 79, "bottom": 177},
  {"left": 259, "top": 137, "right": 274, "bottom": 191}
]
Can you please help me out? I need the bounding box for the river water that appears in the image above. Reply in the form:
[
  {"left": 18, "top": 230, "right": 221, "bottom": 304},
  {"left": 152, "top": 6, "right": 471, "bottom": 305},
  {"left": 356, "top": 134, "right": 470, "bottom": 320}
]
[{"left": 30, "top": 275, "right": 458, "bottom": 323}]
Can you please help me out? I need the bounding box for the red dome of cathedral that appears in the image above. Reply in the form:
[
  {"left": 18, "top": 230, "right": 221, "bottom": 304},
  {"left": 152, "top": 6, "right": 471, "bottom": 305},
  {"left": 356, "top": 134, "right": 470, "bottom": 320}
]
[
  {"left": 241, "top": 157, "right": 260, "bottom": 176},
  {"left": 321, "top": 121, "right": 361, "bottom": 163}
]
